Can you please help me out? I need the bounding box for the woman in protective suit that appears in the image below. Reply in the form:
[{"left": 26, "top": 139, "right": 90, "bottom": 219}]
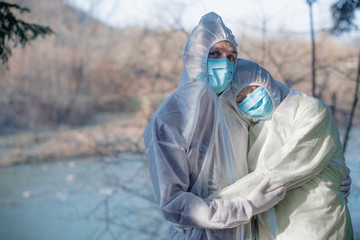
[
  {"left": 143, "top": 12, "right": 286, "bottom": 240},
  {"left": 210, "top": 59, "right": 354, "bottom": 239}
]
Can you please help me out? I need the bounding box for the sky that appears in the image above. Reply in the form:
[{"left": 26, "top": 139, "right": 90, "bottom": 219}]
[{"left": 66, "top": 0, "right": 360, "bottom": 42}]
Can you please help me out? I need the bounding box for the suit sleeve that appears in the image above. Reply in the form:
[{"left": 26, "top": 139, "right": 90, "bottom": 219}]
[{"left": 144, "top": 118, "right": 254, "bottom": 229}]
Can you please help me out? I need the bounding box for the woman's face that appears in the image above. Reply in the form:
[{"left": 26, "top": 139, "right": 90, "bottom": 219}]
[
  {"left": 208, "top": 41, "right": 237, "bottom": 64},
  {"left": 236, "top": 85, "right": 261, "bottom": 104}
]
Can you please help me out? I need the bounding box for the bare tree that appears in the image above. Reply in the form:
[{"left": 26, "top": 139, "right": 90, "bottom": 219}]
[
  {"left": 343, "top": 49, "right": 360, "bottom": 152},
  {"left": 307, "top": 0, "right": 318, "bottom": 97},
  {"left": 330, "top": 0, "right": 360, "bottom": 152}
]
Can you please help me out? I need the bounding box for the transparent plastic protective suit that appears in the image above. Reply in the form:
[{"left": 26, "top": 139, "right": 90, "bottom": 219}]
[
  {"left": 210, "top": 59, "right": 354, "bottom": 239},
  {"left": 143, "top": 13, "right": 255, "bottom": 239}
]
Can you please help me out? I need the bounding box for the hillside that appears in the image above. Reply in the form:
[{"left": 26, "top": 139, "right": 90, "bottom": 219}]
[{"left": 0, "top": 0, "right": 359, "bottom": 165}]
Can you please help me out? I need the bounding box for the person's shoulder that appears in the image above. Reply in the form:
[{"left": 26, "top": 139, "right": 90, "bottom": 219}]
[
  {"left": 144, "top": 90, "right": 196, "bottom": 131},
  {"left": 144, "top": 86, "right": 216, "bottom": 147},
  {"left": 148, "top": 93, "right": 183, "bottom": 125},
  {"left": 143, "top": 93, "right": 186, "bottom": 146},
  {"left": 287, "top": 91, "right": 329, "bottom": 119},
  {"left": 295, "top": 91, "right": 327, "bottom": 108}
]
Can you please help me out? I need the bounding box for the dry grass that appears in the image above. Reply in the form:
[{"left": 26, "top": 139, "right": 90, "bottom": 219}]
[{"left": 0, "top": 114, "right": 146, "bottom": 166}]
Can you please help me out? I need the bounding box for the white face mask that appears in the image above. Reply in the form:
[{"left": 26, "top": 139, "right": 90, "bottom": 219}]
[{"left": 207, "top": 58, "right": 235, "bottom": 94}]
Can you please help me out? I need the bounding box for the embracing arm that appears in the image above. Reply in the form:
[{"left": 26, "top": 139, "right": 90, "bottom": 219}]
[
  {"left": 144, "top": 121, "right": 254, "bottom": 229},
  {"left": 211, "top": 96, "right": 340, "bottom": 200},
  {"left": 144, "top": 117, "right": 287, "bottom": 229}
]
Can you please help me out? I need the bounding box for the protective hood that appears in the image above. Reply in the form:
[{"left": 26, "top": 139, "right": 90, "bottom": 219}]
[
  {"left": 143, "top": 12, "right": 254, "bottom": 239},
  {"left": 179, "top": 12, "right": 237, "bottom": 88},
  {"left": 226, "top": 59, "right": 282, "bottom": 122}
]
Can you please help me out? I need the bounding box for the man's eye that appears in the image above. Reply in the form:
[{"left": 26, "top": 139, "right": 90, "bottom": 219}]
[{"left": 209, "top": 51, "right": 218, "bottom": 57}]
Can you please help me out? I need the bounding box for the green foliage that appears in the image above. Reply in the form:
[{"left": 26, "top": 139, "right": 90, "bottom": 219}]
[
  {"left": 331, "top": 0, "right": 360, "bottom": 34},
  {"left": 0, "top": 1, "right": 54, "bottom": 65}
]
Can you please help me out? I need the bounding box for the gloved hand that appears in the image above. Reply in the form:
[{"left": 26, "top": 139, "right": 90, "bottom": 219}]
[
  {"left": 247, "top": 176, "right": 286, "bottom": 216},
  {"left": 340, "top": 169, "right": 351, "bottom": 203}
]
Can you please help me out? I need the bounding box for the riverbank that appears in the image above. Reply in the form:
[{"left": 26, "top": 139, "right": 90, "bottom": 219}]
[
  {"left": 1, "top": 111, "right": 359, "bottom": 167},
  {"left": 0, "top": 113, "right": 146, "bottom": 166}
]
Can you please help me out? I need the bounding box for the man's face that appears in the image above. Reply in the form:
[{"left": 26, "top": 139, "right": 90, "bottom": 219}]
[
  {"left": 236, "top": 85, "right": 261, "bottom": 104},
  {"left": 208, "top": 41, "right": 237, "bottom": 64}
]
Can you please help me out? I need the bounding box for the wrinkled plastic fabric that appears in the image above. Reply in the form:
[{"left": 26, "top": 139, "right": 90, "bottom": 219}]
[
  {"left": 210, "top": 59, "right": 354, "bottom": 239},
  {"left": 143, "top": 13, "right": 254, "bottom": 240}
]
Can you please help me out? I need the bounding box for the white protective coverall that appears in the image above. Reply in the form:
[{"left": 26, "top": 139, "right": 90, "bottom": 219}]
[
  {"left": 143, "top": 13, "right": 256, "bottom": 239},
  {"left": 210, "top": 59, "right": 354, "bottom": 239}
]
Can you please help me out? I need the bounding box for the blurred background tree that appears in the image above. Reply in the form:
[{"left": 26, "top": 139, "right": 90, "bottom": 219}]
[
  {"left": 330, "top": 0, "right": 360, "bottom": 152},
  {"left": 0, "top": 1, "right": 53, "bottom": 66},
  {"left": 331, "top": 0, "right": 360, "bottom": 34}
]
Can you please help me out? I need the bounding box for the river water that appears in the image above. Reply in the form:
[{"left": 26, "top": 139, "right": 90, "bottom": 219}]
[{"left": 0, "top": 127, "right": 359, "bottom": 240}]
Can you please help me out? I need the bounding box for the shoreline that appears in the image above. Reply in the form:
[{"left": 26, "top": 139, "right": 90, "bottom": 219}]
[
  {"left": 1, "top": 115, "right": 358, "bottom": 167},
  {"left": 0, "top": 115, "right": 146, "bottom": 167}
]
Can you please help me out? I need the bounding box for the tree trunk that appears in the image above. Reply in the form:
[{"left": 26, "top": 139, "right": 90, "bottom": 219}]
[
  {"left": 343, "top": 48, "right": 360, "bottom": 153},
  {"left": 308, "top": 0, "right": 317, "bottom": 97}
]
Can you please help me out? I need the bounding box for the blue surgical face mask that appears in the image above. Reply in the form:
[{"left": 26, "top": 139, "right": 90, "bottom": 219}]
[
  {"left": 237, "top": 87, "right": 273, "bottom": 119},
  {"left": 207, "top": 58, "right": 235, "bottom": 94}
]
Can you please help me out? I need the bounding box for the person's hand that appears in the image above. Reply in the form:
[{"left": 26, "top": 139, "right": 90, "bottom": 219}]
[
  {"left": 340, "top": 172, "right": 351, "bottom": 203},
  {"left": 247, "top": 177, "right": 286, "bottom": 216}
]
